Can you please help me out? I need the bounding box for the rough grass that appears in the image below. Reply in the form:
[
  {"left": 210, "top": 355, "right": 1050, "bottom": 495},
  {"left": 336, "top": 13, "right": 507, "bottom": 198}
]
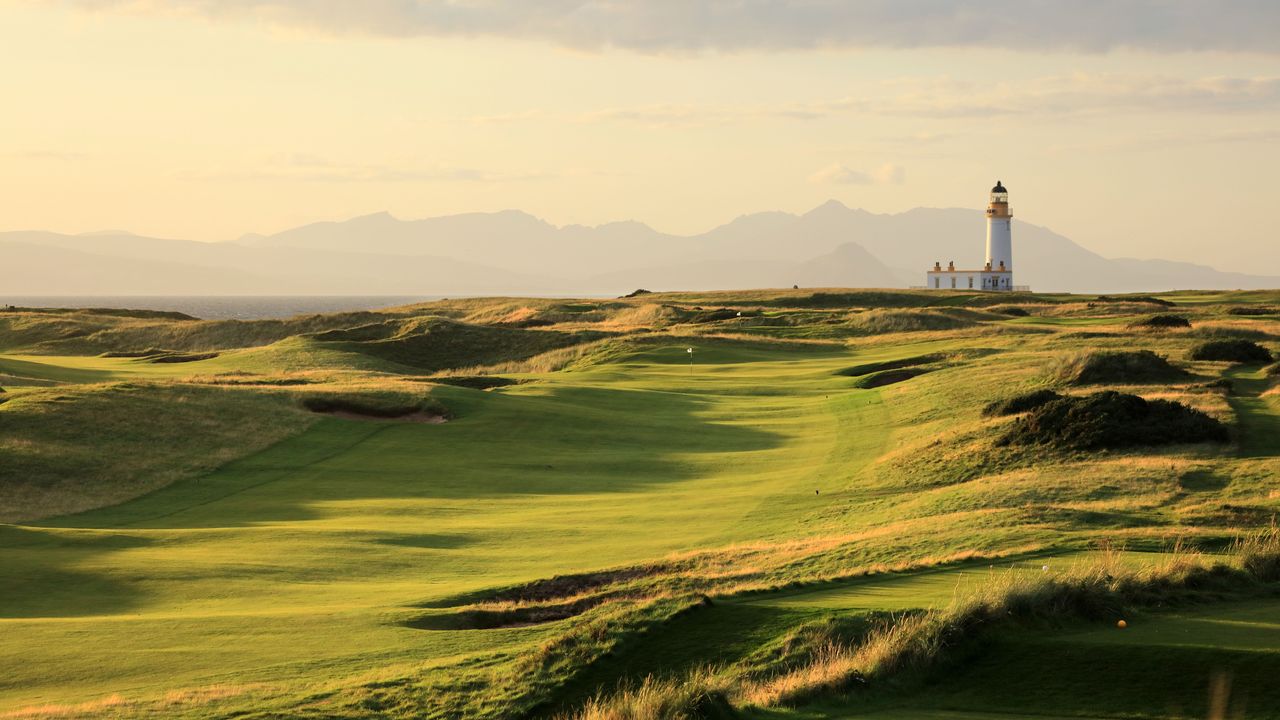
[
  {"left": 1189, "top": 339, "right": 1274, "bottom": 364},
  {"left": 0, "top": 383, "right": 316, "bottom": 521},
  {"left": 1055, "top": 350, "right": 1192, "bottom": 385},
  {"left": 310, "top": 316, "right": 612, "bottom": 372},
  {"left": 847, "top": 309, "right": 981, "bottom": 335},
  {"left": 563, "top": 535, "right": 1280, "bottom": 718},
  {"left": 981, "top": 389, "right": 1061, "bottom": 416},
  {"left": 998, "top": 390, "right": 1229, "bottom": 450},
  {"left": 1, "top": 308, "right": 407, "bottom": 355},
  {"left": 1226, "top": 306, "right": 1278, "bottom": 316},
  {"left": 557, "top": 671, "right": 735, "bottom": 720}
]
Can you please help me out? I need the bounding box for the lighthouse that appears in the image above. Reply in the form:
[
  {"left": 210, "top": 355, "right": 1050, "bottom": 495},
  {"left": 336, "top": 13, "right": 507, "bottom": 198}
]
[
  {"left": 985, "top": 181, "right": 1012, "bottom": 280},
  {"left": 925, "top": 181, "right": 1018, "bottom": 292}
]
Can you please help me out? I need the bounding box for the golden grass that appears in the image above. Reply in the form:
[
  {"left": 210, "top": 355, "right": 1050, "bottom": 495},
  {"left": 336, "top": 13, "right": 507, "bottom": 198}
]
[
  {"left": 557, "top": 669, "right": 731, "bottom": 720},
  {"left": 0, "top": 684, "right": 261, "bottom": 719},
  {"left": 563, "top": 531, "right": 1280, "bottom": 718}
]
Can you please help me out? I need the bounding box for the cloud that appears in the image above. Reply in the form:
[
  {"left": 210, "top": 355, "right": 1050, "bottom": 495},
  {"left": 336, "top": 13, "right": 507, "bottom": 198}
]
[
  {"left": 809, "top": 163, "right": 903, "bottom": 186},
  {"left": 477, "top": 73, "right": 1280, "bottom": 128},
  {"left": 60, "top": 1, "right": 1280, "bottom": 54},
  {"left": 871, "top": 163, "right": 905, "bottom": 184}
]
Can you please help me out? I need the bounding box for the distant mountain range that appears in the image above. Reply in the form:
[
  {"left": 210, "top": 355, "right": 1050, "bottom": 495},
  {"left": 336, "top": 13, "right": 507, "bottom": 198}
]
[{"left": 4, "top": 202, "right": 1277, "bottom": 296}]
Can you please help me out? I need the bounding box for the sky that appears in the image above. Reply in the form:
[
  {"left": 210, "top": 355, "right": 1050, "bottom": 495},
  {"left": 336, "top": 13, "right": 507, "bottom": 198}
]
[{"left": 2, "top": 1, "right": 1278, "bottom": 273}]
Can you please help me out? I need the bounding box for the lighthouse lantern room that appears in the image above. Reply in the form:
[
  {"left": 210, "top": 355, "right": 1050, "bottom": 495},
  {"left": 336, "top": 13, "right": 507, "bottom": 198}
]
[{"left": 926, "top": 181, "right": 1018, "bottom": 292}]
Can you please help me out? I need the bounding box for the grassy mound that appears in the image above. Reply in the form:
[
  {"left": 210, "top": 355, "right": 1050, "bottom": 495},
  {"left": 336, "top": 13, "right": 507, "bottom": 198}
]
[
  {"left": 1130, "top": 314, "right": 1191, "bottom": 329},
  {"left": 982, "top": 389, "right": 1061, "bottom": 417},
  {"left": 0, "top": 383, "right": 315, "bottom": 521},
  {"left": 848, "top": 309, "right": 979, "bottom": 335},
  {"left": 1189, "top": 339, "right": 1273, "bottom": 364},
  {"left": 1057, "top": 350, "right": 1191, "bottom": 385},
  {"left": 992, "top": 306, "right": 1030, "bottom": 317},
  {"left": 311, "top": 317, "right": 612, "bottom": 373},
  {"left": 3, "top": 306, "right": 197, "bottom": 321},
  {"left": 999, "top": 390, "right": 1228, "bottom": 450},
  {"left": 3, "top": 308, "right": 406, "bottom": 355}
]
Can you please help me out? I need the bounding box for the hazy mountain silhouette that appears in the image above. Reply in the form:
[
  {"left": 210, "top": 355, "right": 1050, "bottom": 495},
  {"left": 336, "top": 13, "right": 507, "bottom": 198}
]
[{"left": 5, "top": 202, "right": 1277, "bottom": 296}]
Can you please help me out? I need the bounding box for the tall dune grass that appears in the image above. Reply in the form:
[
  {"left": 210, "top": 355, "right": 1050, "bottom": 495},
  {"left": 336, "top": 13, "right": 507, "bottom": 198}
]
[{"left": 561, "top": 532, "right": 1280, "bottom": 719}]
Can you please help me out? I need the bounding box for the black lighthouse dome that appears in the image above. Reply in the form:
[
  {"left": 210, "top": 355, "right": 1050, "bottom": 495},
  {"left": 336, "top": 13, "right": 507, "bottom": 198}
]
[{"left": 991, "top": 180, "right": 1007, "bottom": 193}]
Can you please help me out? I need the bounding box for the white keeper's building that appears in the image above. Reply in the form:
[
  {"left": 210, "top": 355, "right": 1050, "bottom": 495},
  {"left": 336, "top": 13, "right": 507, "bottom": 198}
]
[{"left": 927, "top": 181, "right": 1019, "bottom": 291}]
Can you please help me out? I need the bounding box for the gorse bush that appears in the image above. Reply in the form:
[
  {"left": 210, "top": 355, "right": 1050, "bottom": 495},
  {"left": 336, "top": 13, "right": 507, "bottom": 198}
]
[
  {"left": 998, "top": 390, "right": 1228, "bottom": 450},
  {"left": 982, "top": 389, "right": 1061, "bottom": 417},
  {"left": 1189, "top": 339, "right": 1273, "bottom": 364},
  {"left": 1056, "top": 350, "right": 1191, "bottom": 385}
]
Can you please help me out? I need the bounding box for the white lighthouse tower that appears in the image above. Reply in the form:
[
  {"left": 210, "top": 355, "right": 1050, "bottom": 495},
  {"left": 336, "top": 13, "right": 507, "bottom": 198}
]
[
  {"left": 925, "top": 181, "right": 1018, "bottom": 292},
  {"left": 985, "top": 180, "right": 1012, "bottom": 281}
]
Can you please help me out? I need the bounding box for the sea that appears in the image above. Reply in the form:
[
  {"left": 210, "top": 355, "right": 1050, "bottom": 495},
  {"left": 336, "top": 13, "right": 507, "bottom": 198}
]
[{"left": 0, "top": 296, "right": 441, "bottom": 320}]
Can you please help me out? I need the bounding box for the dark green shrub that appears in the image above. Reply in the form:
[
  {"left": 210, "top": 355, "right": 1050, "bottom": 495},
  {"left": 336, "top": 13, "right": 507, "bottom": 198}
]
[
  {"left": 982, "top": 389, "right": 1061, "bottom": 416},
  {"left": 1226, "top": 306, "right": 1277, "bottom": 316},
  {"left": 1189, "top": 339, "right": 1273, "bottom": 364},
  {"left": 999, "top": 390, "right": 1228, "bottom": 450}
]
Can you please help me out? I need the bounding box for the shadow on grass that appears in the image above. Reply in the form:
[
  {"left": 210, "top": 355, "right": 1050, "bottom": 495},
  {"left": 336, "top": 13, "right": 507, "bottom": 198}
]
[
  {"left": 45, "top": 382, "right": 786, "bottom": 529},
  {"left": 0, "top": 525, "right": 153, "bottom": 618}
]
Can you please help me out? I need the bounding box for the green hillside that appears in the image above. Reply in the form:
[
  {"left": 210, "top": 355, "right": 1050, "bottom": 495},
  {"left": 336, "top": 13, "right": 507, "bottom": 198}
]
[{"left": 1, "top": 289, "right": 1278, "bottom": 719}]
